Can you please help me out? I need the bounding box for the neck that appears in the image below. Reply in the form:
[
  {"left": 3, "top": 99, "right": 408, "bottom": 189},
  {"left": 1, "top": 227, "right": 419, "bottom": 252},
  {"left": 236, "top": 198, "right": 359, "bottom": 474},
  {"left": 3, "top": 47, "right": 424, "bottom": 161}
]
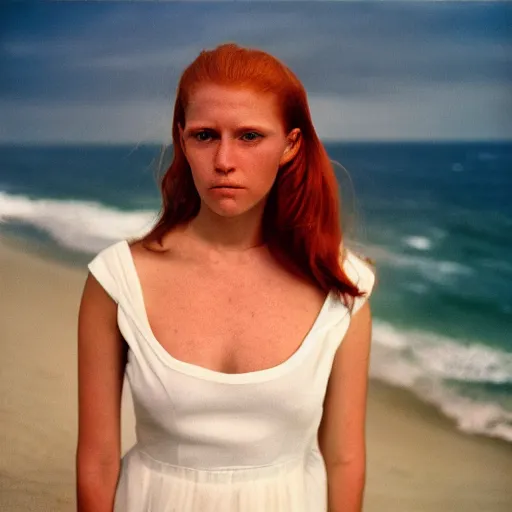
[{"left": 180, "top": 208, "right": 267, "bottom": 258}]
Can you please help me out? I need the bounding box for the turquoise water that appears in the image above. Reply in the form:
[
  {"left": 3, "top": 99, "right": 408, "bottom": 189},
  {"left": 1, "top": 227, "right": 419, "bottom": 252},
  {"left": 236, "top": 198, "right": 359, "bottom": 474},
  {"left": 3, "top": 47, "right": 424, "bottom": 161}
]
[{"left": 1, "top": 141, "right": 511, "bottom": 441}]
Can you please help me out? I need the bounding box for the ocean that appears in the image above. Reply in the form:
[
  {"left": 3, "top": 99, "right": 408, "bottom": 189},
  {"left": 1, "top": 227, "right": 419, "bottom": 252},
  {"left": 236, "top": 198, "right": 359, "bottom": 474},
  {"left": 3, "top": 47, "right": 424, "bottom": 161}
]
[{"left": 1, "top": 141, "right": 511, "bottom": 442}]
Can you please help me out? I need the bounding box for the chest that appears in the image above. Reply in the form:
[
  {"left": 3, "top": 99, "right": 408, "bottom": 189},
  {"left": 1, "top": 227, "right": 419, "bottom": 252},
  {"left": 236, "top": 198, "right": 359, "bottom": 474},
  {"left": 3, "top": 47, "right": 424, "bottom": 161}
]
[{"left": 137, "top": 258, "right": 328, "bottom": 375}]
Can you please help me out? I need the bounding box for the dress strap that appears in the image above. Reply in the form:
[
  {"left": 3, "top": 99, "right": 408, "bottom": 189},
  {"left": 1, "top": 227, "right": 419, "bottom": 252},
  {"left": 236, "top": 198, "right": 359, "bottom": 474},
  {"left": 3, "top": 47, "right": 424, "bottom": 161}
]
[
  {"left": 342, "top": 249, "right": 377, "bottom": 315},
  {"left": 87, "top": 241, "right": 126, "bottom": 304}
]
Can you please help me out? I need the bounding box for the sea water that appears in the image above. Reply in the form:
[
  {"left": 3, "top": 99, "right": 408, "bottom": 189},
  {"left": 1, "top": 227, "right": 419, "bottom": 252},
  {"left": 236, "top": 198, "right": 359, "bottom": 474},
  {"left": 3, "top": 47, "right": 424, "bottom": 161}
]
[{"left": 1, "top": 141, "right": 511, "bottom": 442}]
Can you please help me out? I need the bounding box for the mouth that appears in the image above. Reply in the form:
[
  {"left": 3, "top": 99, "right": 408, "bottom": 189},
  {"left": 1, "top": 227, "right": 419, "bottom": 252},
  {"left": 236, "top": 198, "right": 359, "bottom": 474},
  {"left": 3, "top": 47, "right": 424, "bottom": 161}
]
[{"left": 210, "top": 185, "right": 243, "bottom": 194}]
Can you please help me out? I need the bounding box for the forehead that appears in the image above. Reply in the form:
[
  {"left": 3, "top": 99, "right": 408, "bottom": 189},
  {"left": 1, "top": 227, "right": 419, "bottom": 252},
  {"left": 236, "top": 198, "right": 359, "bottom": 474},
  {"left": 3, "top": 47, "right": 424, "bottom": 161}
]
[{"left": 184, "top": 84, "right": 282, "bottom": 126}]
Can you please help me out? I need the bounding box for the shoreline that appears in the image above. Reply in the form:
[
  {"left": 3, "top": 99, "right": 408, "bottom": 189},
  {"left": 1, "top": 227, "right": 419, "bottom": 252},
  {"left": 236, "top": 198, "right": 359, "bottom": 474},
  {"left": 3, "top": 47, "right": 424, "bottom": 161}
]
[{"left": 1, "top": 234, "right": 511, "bottom": 511}]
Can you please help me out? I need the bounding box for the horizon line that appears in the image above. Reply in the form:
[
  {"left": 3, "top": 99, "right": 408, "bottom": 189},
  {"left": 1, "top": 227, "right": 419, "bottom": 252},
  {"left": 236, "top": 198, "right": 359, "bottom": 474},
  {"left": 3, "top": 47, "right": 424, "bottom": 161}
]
[{"left": 1, "top": 138, "right": 511, "bottom": 147}]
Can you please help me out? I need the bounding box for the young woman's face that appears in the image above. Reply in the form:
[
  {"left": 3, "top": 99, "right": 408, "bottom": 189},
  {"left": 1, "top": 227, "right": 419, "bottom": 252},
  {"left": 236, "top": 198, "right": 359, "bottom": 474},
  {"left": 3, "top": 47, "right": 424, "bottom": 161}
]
[{"left": 180, "top": 84, "right": 299, "bottom": 217}]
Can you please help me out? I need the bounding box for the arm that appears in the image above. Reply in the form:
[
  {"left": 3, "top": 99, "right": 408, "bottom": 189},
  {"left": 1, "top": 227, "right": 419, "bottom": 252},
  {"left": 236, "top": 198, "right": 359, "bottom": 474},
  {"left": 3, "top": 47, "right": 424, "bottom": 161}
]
[
  {"left": 76, "top": 273, "right": 127, "bottom": 512},
  {"left": 317, "top": 301, "right": 373, "bottom": 512}
]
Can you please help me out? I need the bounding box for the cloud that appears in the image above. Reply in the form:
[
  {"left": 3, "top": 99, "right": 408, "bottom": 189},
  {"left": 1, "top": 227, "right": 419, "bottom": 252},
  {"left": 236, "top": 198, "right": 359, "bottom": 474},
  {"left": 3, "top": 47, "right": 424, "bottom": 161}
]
[
  {"left": 1, "top": 1, "right": 510, "bottom": 141},
  {"left": 0, "top": 100, "right": 174, "bottom": 144},
  {"left": 309, "top": 83, "right": 512, "bottom": 141},
  {"left": 1, "top": 81, "right": 509, "bottom": 143}
]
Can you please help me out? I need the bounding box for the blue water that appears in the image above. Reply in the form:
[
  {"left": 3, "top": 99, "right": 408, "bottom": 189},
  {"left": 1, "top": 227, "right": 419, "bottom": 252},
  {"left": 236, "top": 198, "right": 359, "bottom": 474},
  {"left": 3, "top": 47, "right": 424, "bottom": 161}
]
[{"left": 1, "top": 141, "right": 511, "bottom": 442}]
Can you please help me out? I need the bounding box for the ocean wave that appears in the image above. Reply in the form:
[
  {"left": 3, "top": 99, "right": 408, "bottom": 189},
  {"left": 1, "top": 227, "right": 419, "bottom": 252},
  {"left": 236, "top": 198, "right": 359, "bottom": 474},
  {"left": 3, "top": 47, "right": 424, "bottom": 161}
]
[
  {"left": 0, "top": 190, "right": 476, "bottom": 284},
  {"left": 2, "top": 190, "right": 512, "bottom": 442},
  {"left": 404, "top": 256, "right": 473, "bottom": 279},
  {"left": 403, "top": 235, "right": 432, "bottom": 251},
  {"left": 363, "top": 243, "right": 474, "bottom": 280},
  {"left": 373, "top": 321, "right": 512, "bottom": 384},
  {"left": 0, "top": 191, "right": 157, "bottom": 253},
  {"left": 371, "top": 320, "right": 512, "bottom": 442}
]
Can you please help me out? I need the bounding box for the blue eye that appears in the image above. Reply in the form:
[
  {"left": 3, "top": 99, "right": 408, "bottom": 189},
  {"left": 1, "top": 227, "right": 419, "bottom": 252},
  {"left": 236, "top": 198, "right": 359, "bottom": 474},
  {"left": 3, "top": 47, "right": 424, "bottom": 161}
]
[
  {"left": 241, "top": 132, "right": 261, "bottom": 142},
  {"left": 194, "top": 131, "right": 213, "bottom": 142}
]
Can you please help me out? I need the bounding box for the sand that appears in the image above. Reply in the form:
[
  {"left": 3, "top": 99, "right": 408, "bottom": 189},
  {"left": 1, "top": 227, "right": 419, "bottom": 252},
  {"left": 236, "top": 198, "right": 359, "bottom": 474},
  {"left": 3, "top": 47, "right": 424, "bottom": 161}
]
[{"left": 1, "top": 236, "right": 511, "bottom": 511}]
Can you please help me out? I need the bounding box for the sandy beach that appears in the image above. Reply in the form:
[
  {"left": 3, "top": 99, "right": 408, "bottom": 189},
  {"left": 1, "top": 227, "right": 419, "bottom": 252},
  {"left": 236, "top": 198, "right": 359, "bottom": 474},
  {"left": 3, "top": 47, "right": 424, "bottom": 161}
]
[{"left": 1, "top": 236, "right": 511, "bottom": 512}]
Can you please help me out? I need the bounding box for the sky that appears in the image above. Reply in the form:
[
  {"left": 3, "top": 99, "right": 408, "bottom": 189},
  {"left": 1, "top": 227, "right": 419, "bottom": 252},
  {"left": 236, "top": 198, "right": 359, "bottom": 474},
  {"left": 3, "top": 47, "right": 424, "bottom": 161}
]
[{"left": 0, "top": 1, "right": 511, "bottom": 143}]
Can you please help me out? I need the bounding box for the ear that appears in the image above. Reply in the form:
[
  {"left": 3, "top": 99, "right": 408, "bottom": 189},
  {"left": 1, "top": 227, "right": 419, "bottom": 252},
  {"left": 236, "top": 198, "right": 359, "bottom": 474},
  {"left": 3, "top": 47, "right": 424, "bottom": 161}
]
[{"left": 279, "top": 128, "right": 301, "bottom": 167}]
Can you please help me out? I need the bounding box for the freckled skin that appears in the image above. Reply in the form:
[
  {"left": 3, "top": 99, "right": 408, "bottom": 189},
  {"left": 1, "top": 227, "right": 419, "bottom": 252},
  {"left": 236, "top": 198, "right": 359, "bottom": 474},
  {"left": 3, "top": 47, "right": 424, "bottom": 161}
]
[{"left": 179, "top": 84, "right": 299, "bottom": 222}]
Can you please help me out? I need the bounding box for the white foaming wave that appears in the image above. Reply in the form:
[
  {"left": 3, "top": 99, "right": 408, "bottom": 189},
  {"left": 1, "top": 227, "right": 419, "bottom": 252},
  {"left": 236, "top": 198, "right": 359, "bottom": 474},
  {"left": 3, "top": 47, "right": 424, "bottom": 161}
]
[
  {"left": 336, "top": 241, "right": 474, "bottom": 289},
  {"left": 372, "top": 321, "right": 512, "bottom": 383},
  {"left": 0, "top": 191, "right": 157, "bottom": 253},
  {"left": 373, "top": 246, "right": 474, "bottom": 282},
  {"left": 410, "top": 257, "right": 472, "bottom": 278},
  {"left": 370, "top": 320, "right": 512, "bottom": 442},
  {"left": 404, "top": 235, "right": 432, "bottom": 251}
]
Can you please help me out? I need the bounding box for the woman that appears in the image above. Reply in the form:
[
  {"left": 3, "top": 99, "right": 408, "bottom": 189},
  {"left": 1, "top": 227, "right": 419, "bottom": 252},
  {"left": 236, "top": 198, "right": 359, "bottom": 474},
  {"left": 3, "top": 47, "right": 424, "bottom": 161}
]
[{"left": 76, "top": 43, "right": 375, "bottom": 512}]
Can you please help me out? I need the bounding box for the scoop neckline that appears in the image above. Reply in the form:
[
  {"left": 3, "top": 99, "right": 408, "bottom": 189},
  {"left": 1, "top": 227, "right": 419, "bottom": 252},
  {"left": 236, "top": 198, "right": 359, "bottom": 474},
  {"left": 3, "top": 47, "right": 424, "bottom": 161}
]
[{"left": 119, "top": 239, "right": 334, "bottom": 385}]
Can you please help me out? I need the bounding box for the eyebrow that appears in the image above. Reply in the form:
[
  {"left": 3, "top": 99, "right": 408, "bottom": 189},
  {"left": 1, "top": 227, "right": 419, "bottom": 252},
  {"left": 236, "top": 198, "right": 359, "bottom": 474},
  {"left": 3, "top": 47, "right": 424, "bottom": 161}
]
[{"left": 184, "top": 124, "right": 275, "bottom": 135}]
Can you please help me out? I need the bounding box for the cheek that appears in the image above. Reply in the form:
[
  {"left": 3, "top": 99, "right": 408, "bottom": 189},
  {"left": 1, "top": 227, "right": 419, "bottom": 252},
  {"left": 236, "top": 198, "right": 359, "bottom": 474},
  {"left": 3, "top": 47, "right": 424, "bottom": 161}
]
[
  {"left": 185, "top": 151, "right": 210, "bottom": 179},
  {"left": 247, "top": 146, "right": 283, "bottom": 177}
]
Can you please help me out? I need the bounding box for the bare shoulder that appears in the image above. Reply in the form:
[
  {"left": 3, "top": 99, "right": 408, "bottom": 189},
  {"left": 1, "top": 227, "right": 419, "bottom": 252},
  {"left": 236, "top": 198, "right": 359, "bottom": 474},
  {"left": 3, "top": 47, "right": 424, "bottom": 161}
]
[
  {"left": 126, "top": 236, "right": 176, "bottom": 276},
  {"left": 128, "top": 236, "right": 167, "bottom": 258},
  {"left": 127, "top": 228, "right": 191, "bottom": 262}
]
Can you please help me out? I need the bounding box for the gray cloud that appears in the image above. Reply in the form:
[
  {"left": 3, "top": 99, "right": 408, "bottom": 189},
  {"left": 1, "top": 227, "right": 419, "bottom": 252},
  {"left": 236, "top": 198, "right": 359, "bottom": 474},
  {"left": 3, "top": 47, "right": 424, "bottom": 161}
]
[
  {"left": 1, "top": 2, "right": 510, "bottom": 104},
  {"left": 1, "top": 2, "right": 510, "bottom": 142}
]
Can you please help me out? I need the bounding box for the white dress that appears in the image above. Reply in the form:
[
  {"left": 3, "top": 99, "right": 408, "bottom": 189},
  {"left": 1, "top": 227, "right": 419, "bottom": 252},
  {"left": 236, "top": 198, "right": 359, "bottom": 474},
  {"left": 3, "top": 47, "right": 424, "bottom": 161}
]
[{"left": 87, "top": 240, "right": 375, "bottom": 512}]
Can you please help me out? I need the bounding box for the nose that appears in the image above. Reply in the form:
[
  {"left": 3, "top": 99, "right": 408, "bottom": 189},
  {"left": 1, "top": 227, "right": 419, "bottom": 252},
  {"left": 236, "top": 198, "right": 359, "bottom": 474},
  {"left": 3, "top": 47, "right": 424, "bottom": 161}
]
[{"left": 214, "top": 137, "right": 236, "bottom": 174}]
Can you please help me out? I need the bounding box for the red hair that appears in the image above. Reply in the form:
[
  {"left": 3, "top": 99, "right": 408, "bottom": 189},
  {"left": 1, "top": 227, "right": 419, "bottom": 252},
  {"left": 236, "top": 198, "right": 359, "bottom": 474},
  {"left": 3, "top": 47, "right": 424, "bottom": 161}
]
[{"left": 142, "top": 43, "right": 363, "bottom": 304}]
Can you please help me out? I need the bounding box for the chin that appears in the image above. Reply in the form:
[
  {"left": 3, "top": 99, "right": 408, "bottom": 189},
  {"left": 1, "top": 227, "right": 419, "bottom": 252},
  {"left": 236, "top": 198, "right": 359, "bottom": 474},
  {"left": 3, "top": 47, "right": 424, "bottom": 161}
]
[
  {"left": 213, "top": 206, "right": 249, "bottom": 218},
  {"left": 207, "top": 199, "right": 261, "bottom": 218}
]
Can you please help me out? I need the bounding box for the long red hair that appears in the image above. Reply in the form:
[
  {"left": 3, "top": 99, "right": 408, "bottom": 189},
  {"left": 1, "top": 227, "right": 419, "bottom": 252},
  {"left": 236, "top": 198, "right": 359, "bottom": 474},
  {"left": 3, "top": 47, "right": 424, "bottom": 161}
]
[{"left": 142, "top": 43, "right": 363, "bottom": 304}]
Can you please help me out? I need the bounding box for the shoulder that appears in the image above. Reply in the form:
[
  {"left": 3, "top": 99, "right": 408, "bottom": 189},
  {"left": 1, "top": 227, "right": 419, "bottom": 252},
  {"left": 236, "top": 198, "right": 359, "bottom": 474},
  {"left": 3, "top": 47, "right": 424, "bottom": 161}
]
[
  {"left": 339, "top": 246, "right": 377, "bottom": 314},
  {"left": 342, "top": 249, "right": 376, "bottom": 285},
  {"left": 87, "top": 239, "right": 128, "bottom": 304},
  {"left": 90, "top": 239, "right": 127, "bottom": 261}
]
